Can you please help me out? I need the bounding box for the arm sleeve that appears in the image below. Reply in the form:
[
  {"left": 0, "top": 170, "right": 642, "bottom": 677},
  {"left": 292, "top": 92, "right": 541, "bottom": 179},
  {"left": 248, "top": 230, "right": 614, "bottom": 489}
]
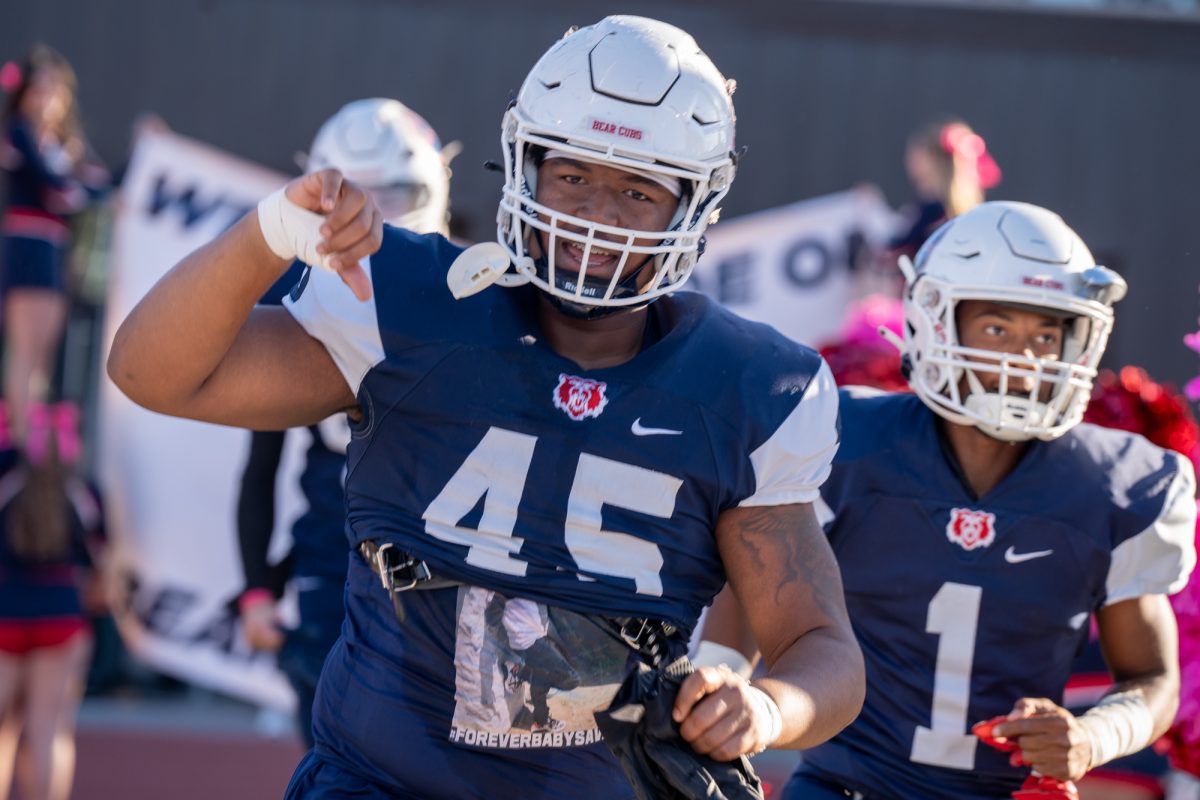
[
  {"left": 282, "top": 261, "right": 386, "bottom": 394},
  {"left": 738, "top": 359, "right": 840, "bottom": 508},
  {"left": 1105, "top": 454, "right": 1198, "bottom": 606},
  {"left": 237, "top": 430, "right": 286, "bottom": 591}
]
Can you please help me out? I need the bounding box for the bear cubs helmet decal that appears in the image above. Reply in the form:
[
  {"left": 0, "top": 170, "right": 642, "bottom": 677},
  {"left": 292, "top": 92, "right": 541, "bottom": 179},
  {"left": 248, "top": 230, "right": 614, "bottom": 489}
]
[
  {"left": 553, "top": 374, "right": 609, "bottom": 421},
  {"left": 946, "top": 508, "right": 996, "bottom": 551}
]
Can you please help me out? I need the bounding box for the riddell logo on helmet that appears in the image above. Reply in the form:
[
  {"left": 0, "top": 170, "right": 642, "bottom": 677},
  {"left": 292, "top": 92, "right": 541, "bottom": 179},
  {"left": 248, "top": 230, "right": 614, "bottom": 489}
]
[
  {"left": 553, "top": 374, "right": 609, "bottom": 421},
  {"left": 946, "top": 508, "right": 996, "bottom": 551},
  {"left": 589, "top": 119, "right": 643, "bottom": 141}
]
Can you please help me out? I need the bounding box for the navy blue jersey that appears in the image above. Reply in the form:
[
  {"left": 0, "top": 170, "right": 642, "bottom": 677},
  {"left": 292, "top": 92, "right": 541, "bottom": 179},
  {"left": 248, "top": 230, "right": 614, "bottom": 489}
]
[
  {"left": 285, "top": 227, "right": 839, "bottom": 796},
  {"left": 797, "top": 388, "right": 1196, "bottom": 800},
  {"left": 288, "top": 422, "right": 348, "bottom": 581},
  {"left": 3, "top": 119, "right": 75, "bottom": 215}
]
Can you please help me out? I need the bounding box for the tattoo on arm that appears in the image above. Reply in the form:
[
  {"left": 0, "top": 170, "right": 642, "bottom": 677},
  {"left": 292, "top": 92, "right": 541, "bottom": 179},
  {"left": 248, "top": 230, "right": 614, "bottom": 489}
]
[{"left": 722, "top": 505, "right": 848, "bottom": 665}]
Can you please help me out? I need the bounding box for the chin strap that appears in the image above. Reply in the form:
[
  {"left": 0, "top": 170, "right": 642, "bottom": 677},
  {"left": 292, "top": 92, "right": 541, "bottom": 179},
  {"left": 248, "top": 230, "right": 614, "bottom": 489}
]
[{"left": 534, "top": 250, "right": 656, "bottom": 319}]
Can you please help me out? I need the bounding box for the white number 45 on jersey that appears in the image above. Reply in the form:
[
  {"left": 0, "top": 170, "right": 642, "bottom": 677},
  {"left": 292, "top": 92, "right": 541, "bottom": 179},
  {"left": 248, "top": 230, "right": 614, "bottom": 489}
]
[{"left": 421, "top": 426, "right": 682, "bottom": 596}]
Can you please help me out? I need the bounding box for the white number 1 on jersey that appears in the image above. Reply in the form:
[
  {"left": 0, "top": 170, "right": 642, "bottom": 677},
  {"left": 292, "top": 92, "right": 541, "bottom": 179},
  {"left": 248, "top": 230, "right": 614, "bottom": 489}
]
[
  {"left": 421, "top": 425, "right": 680, "bottom": 595},
  {"left": 910, "top": 581, "right": 983, "bottom": 770}
]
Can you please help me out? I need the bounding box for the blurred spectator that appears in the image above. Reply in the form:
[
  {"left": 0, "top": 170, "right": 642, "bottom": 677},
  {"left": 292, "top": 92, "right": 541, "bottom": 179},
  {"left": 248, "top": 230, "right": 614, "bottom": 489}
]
[
  {"left": 889, "top": 118, "right": 1002, "bottom": 263},
  {"left": 0, "top": 401, "right": 105, "bottom": 800},
  {"left": 0, "top": 45, "right": 109, "bottom": 452}
]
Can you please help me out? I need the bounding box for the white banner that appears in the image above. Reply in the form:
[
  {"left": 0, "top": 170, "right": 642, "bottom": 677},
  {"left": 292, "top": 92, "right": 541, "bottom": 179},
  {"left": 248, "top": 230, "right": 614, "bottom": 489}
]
[
  {"left": 689, "top": 187, "right": 899, "bottom": 348},
  {"left": 98, "top": 130, "right": 302, "bottom": 710}
]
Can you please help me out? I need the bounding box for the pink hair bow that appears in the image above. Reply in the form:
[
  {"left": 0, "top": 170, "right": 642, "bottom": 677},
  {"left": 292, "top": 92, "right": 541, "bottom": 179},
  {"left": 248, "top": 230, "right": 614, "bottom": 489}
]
[
  {"left": 940, "top": 122, "right": 1003, "bottom": 190},
  {"left": 25, "top": 402, "right": 82, "bottom": 466}
]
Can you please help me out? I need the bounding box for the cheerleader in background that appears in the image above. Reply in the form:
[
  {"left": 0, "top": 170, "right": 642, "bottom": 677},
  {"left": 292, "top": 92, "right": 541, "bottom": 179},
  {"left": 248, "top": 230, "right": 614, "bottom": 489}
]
[
  {"left": 890, "top": 118, "right": 1002, "bottom": 262},
  {"left": 0, "top": 402, "right": 105, "bottom": 800},
  {"left": 0, "top": 45, "right": 109, "bottom": 451}
]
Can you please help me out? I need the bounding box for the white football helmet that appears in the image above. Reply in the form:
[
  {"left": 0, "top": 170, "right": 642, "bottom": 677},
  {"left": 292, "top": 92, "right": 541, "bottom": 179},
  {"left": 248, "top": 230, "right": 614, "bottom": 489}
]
[
  {"left": 307, "top": 98, "right": 450, "bottom": 234},
  {"left": 893, "top": 201, "right": 1127, "bottom": 442},
  {"left": 495, "top": 15, "right": 737, "bottom": 315}
]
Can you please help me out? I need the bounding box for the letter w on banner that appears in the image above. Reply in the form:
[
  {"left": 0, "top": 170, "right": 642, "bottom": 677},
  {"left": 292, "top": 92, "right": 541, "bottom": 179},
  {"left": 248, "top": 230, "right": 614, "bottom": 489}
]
[
  {"left": 688, "top": 186, "right": 898, "bottom": 348},
  {"left": 98, "top": 129, "right": 304, "bottom": 710}
]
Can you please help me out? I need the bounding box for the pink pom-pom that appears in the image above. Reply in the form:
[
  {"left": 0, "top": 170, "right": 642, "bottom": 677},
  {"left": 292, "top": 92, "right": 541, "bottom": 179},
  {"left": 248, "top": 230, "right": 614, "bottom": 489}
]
[
  {"left": 1185, "top": 331, "right": 1200, "bottom": 356},
  {"left": 1165, "top": 508, "right": 1200, "bottom": 776},
  {"left": 835, "top": 294, "right": 904, "bottom": 349},
  {"left": 1186, "top": 377, "right": 1200, "bottom": 403},
  {"left": 0, "top": 61, "right": 20, "bottom": 94}
]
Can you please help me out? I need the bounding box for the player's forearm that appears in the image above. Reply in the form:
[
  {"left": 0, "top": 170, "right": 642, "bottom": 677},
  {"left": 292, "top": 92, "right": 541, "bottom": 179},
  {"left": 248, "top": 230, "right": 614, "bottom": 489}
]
[
  {"left": 754, "top": 625, "right": 865, "bottom": 750},
  {"left": 107, "top": 213, "right": 290, "bottom": 413},
  {"left": 1102, "top": 670, "right": 1179, "bottom": 741}
]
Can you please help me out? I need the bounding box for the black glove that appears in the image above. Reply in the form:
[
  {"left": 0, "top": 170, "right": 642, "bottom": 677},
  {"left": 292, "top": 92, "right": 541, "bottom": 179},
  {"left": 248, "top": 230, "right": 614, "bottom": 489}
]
[{"left": 594, "top": 656, "right": 764, "bottom": 800}]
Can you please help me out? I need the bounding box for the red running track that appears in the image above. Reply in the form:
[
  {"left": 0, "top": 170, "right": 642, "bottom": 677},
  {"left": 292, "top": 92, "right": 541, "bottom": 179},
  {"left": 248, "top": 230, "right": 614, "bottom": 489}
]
[{"left": 74, "top": 728, "right": 305, "bottom": 800}]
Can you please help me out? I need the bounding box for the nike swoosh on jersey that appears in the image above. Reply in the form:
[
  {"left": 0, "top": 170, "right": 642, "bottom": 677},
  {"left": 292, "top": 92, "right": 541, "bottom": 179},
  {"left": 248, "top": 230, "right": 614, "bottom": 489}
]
[
  {"left": 1004, "top": 546, "right": 1054, "bottom": 564},
  {"left": 631, "top": 418, "right": 683, "bottom": 436}
]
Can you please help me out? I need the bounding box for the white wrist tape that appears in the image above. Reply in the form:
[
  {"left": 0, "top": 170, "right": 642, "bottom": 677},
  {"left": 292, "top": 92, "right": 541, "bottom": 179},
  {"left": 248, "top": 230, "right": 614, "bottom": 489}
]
[
  {"left": 1078, "top": 691, "right": 1156, "bottom": 769},
  {"left": 692, "top": 641, "right": 753, "bottom": 680},
  {"left": 257, "top": 187, "right": 333, "bottom": 272},
  {"left": 746, "top": 685, "right": 783, "bottom": 748}
]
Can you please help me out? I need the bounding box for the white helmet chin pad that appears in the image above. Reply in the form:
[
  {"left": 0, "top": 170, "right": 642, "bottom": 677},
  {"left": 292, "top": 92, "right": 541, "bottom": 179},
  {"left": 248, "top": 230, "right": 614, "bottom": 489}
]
[
  {"left": 898, "top": 201, "right": 1125, "bottom": 441},
  {"left": 495, "top": 16, "right": 737, "bottom": 309},
  {"left": 307, "top": 98, "right": 451, "bottom": 234},
  {"left": 963, "top": 393, "right": 1054, "bottom": 443}
]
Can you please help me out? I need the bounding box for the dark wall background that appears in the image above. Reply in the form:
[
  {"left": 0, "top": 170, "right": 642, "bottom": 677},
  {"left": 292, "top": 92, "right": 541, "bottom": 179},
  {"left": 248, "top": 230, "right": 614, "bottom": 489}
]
[{"left": 5, "top": 0, "right": 1199, "bottom": 389}]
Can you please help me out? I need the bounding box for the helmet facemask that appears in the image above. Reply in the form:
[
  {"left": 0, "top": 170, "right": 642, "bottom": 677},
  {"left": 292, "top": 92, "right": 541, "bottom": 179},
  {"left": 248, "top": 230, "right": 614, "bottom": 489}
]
[
  {"left": 497, "top": 109, "right": 733, "bottom": 317},
  {"left": 904, "top": 275, "right": 1115, "bottom": 442},
  {"left": 365, "top": 181, "right": 434, "bottom": 230}
]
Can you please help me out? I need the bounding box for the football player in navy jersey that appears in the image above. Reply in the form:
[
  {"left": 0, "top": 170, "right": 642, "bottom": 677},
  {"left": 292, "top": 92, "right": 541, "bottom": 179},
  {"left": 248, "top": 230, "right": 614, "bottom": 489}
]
[
  {"left": 700, "top": 201, "right": 1197, "bottom": 800},
  {"left": 235, "top": 98, "right": 452, "bottom": 747},
  {"left": 107, "top": 16, "right": 864, "bottom": 799}
]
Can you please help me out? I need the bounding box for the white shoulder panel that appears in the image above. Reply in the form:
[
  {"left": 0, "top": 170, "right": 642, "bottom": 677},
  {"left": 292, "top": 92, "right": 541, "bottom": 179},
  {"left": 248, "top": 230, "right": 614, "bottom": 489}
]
[
  {"left": 1106, "top": 454, "right": 1197, "bottom": 605},
  {"left": 283, "top": 258, "right": 385, "bottom": 394},
  {"left": 739, "top": 359, "right": 840, "bottom": 508}
]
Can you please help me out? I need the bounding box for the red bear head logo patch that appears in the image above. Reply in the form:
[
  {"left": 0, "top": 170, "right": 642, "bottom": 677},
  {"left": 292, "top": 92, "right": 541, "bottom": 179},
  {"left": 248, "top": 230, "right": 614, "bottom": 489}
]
[
  {"left": 553, "top": 374, "right": 608, "bottom": 421},
  {"left": 946, "top": 507, "right": 996, "bottom": 551}
]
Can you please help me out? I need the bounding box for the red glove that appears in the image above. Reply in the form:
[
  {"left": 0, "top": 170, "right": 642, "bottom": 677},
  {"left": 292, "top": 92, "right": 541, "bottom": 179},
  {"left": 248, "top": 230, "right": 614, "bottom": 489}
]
[{"left": 972, "top": 717, "right": 1080, "bottom": 800}]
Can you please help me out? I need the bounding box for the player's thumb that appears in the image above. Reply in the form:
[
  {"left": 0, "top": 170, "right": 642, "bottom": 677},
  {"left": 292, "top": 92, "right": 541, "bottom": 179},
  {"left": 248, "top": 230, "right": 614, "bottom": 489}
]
[
  {"left": 285, "top": 169, "right": 343, "bottom": 213},
  {"left": 283, "top": 172, "right": 323, "bottom": 212},
  {"left": 672, "top": 667, "right": 722, "bottom": 723}
]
